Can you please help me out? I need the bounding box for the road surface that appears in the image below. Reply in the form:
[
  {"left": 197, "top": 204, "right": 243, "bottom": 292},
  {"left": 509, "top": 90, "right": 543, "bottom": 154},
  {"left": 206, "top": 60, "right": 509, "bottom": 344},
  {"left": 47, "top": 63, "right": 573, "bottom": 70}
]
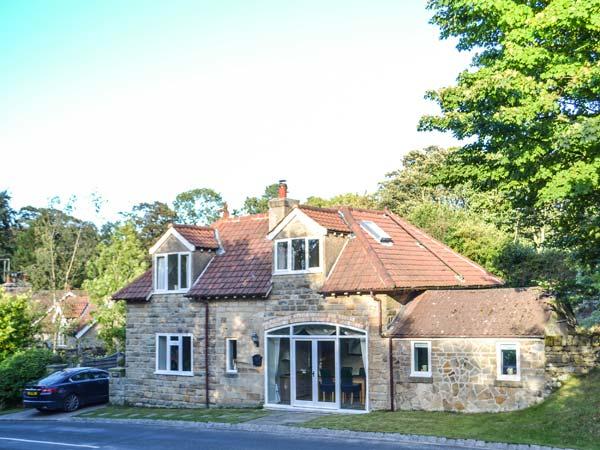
[{"left": 0, "top": 420, "right": 475, "bottom": 450}]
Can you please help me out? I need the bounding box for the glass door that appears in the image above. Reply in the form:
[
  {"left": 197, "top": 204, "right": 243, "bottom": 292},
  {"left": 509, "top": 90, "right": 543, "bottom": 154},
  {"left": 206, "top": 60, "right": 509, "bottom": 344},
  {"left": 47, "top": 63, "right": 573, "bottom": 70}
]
[
  {"left": 292, "top": 339, "right": 337, "bottom": 409},
  {"left": 293, "top": 340, "right": 313, "bottom": 405}
]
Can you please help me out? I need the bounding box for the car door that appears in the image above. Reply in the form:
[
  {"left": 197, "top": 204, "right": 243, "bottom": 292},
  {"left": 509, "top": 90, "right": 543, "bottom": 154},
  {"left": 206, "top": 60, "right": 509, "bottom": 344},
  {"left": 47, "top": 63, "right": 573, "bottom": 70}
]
[
  {"left": 89, "top": 370, "right": 109, "bottom": 402},
  {"left": 69, "top": 371, "right": 94, "bottom": 404}
]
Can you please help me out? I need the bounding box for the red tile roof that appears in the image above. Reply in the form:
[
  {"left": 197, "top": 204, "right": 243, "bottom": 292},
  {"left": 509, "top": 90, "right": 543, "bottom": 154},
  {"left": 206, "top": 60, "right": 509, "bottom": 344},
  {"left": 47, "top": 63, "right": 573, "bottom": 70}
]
[
  {"left": 172, "top": 224, "right": 219, "bottom": 250},
  {"left": 187, "top": 214, "right": 272, "bottom": 298},
  {"left": 389, "top": 287, "right": 551, "bottom": 338},
  {"left": 112, "top": 270, "right": 153, "bottom": 301},
  {"left": 321, "top": 207, "right": 503, "bottom": 293},
  {"left": 298, "top": 205, "right": 351, "bottom": 233},
  {"left": 114, "top": 204, "right": 503, "bottom": 301}
]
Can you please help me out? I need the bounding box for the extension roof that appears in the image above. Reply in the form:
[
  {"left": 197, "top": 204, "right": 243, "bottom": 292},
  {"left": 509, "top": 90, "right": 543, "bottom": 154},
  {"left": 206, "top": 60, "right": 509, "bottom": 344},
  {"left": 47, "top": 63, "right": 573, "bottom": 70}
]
[{"left": 388, "top": 287, "right": 552, "bottom": 338}]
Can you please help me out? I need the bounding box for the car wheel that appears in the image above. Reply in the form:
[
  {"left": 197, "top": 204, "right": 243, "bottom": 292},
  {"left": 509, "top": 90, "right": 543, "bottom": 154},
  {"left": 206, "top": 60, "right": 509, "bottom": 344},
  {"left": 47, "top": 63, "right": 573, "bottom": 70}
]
[{"left": 63, "top": 394, "right": 80, "bottom": 412}]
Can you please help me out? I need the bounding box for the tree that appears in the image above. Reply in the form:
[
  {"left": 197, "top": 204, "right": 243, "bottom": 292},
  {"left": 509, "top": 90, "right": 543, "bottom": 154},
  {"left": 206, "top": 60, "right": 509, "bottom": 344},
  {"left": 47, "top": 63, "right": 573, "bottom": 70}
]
[
  {"left": 241, "top": 184, "right": 280, "bottom": 215},
  {"left": 83, "top": 223, "right": 148, "bottom": 353},
  {"left": 11, "top": 198, "right": 98, "bottom": 351},
  {"left": 122, "top": 201, "right": 177, "bottom": 250},
  {"left": 0, "top": 191, "right": 15, "bottom": 283},
  {"left": 305, "top": 193, "right": 377, "bottom": 209},
  {"left": 420, "top": 0, "right": 600, "bottom": 266},
  {"left": 173, "top": 188, "right": 224, "bottom": 225},
  {"left": 0, "top": 289, "right": 39, "bottom": 362}
]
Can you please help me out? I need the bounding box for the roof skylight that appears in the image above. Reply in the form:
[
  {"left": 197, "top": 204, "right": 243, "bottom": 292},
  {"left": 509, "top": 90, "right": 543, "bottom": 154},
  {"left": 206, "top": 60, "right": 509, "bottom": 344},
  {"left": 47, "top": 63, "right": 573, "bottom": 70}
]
[{"left": 360, "top": 220, "right": 393, "bottom": 245}]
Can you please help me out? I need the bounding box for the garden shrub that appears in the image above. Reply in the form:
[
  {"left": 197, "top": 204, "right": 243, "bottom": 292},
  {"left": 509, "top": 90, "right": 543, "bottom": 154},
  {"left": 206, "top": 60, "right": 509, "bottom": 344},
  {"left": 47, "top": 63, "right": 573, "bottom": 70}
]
[{"left": 0, "top": 348, "right": 54, "bottom": 408}]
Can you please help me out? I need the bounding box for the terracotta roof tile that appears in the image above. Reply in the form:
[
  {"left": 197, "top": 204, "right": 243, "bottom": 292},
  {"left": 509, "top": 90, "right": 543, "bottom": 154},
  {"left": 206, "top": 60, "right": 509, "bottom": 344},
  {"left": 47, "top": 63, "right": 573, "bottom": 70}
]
[
  {"left": 172, "top": 224, "right": 219, "bottom": 250},
  {"left": 321, "top": 207, "right": 503, "bottom": 293},
  {"left": 112, "top": 270, "right": 153, "bottom": 301},
  {"left": 389, "top": 287, "right": 552, "bottom": 338},
  {"left": 187, "top": 214, "right": 272, "bottom": 299},
  {"left": 298, "top": 205, "right": 351, "bottom": 233}
]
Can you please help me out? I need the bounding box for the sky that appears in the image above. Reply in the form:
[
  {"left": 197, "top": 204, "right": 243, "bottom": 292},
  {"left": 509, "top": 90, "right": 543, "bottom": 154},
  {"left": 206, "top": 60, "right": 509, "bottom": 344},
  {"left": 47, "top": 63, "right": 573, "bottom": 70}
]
[{"left": 0, "top": 0, "right": 471, "bottom": 224}]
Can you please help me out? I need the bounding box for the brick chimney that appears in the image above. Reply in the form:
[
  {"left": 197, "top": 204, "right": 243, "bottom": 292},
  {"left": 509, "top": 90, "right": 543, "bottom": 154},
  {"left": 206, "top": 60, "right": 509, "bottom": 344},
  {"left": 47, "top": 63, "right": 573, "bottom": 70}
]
[
  {"left": 268, "top": 180, "right": 299, "bottom": 231},
  {"left": 222, "top": 202, "right": 230, "bottom": 219}
]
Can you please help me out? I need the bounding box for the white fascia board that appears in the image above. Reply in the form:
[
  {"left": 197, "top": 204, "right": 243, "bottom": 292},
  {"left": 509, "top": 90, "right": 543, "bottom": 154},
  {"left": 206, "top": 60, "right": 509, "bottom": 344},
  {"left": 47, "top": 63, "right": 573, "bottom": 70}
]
[
  {"left": 266, "top": 208, "right": 327, "bottom": 241},
  {"left": 149, "top": 227, "right": 195, "bottom": 254}
]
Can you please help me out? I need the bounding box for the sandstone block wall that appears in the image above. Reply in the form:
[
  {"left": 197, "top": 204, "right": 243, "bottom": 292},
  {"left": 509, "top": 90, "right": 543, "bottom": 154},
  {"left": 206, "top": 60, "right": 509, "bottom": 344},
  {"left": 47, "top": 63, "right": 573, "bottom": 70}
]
[
  {"left": 544, "top": 333, "right": 600, "bottom": 390},
  {"left": 393, "top": 338, "right": 546, "bottom": 413},
  {"left": 119, "top": 274, "right": 394, "bottom": 410}
]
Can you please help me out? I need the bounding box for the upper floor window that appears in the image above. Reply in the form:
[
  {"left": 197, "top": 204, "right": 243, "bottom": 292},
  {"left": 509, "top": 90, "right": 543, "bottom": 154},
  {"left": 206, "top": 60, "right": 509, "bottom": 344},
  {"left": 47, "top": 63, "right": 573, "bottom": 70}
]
[
  {"left": 274, "top": 237, "right": 321, "bottom": 273},
  {"left": 155, "top": 252, "right": 190, "bottom": 292}
]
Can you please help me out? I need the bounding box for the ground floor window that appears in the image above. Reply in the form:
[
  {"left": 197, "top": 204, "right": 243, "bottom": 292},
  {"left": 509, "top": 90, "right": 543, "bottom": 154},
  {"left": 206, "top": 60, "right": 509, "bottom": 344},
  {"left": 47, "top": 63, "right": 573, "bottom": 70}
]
[
  {"left": 265, "top": 323, "right": 367, "bottom": 411},
  {"left": 497, "top": 343, "right": 520, "bottom": 381},
  {"left": 410, "top": 341, "right": 432, "bottom": 377},
  {"left": 226, "top": 338, "right": 238, "bottom": 373},
  {"left": 156, "top": 333, "right": 193, "bottom": 375}
]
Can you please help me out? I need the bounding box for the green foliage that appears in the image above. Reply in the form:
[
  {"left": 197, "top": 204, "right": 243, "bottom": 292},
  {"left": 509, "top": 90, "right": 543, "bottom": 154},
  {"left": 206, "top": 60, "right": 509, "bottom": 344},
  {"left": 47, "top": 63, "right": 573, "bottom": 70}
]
[
  {"left": 12, "top": 201, "right": 99, "bottom": 290},
  {"left": 0, "top": 289, "right": 40, "bottom": 362},
  {"left": 123, "top": 201, "right": 177, "bottom": 251},
  {"left": 0, "top": 349, "right": 54, "bottom": 408},
  {"left": 0, "top": 191, "right": 15, "bottom": 271},
  {"left": 83, "top": 223, "right": 148, "bottom": 353},
  {"left": 241, "top": 184, "right": 279, "bottom": 215},
  {"left": 406, "top": 201, "right": 510, "bottom": 274},
  {"left": 173, "top": 188, "right": 224, "bottom": 225},
  {"left": 421, "top": 0, "right": 600, "bottom": 265},
  {"left": 305, "top": 193, "right": 377, "bottom": 209}
]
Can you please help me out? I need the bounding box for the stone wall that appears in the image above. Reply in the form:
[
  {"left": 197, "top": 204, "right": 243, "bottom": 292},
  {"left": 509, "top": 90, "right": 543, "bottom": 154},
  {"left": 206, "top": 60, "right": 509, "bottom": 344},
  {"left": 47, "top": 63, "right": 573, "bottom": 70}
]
[
  {"left": 544, "top": 334, "right": 600, "bottom": 390},
  {"left": 119, "top": 273, "right": 395, "bottom": 410},
  {"left": 393, "top": 338, "right": 546, "bottom": 413}
]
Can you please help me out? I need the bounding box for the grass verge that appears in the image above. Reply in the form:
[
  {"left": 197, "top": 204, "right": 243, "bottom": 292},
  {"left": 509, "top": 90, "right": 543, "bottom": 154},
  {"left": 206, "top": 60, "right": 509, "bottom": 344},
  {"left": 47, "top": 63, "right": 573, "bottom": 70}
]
[
  {"left": 76, "top": 405, "right": 269, "bottom": 424},
  {"left": 303, "top": 370, "right": 600, "bottom": 450}
]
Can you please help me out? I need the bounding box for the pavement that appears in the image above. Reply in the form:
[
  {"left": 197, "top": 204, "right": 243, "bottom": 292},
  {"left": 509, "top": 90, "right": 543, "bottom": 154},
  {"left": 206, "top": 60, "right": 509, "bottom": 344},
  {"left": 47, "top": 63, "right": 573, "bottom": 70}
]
[{"left": 0, "top": 405, "right": 106, "bottom": 421}]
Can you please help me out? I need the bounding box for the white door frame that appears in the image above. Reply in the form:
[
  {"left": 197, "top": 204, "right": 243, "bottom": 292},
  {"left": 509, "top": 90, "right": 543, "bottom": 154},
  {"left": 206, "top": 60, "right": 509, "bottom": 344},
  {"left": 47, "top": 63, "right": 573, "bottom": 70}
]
[
  {"left": 264, "top": 322, "right": 369, "bottom": 413},
  {"left": 291, "top": 338, "right": 338, "bottom": 409}
]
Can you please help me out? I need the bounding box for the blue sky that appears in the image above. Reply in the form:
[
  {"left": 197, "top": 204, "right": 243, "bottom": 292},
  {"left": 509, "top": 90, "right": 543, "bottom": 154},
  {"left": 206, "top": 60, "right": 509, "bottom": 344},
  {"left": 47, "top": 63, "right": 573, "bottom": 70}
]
[{"left": 0, "top": 1, "right": 470, "bottom": 224}]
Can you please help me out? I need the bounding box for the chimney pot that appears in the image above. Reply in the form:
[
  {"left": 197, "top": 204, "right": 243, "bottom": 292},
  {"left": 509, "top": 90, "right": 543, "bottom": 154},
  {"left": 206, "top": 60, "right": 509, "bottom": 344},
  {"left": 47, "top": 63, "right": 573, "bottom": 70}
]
[
  {"left": 278, "top": 180, "right": 288, "bottom": 199},
  {"left": 222, "top": 202, "right": 230, "bottom": 219}
]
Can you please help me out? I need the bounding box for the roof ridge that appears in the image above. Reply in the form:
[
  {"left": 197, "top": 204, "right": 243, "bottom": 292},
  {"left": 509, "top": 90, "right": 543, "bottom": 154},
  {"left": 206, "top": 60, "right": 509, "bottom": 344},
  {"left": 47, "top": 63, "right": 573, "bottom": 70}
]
[
  {"left": 339, "top": 207, "right": 395, "bottom": 290},
  {"left": 298, "top": 204, "right": 341, "bottom": 213},
  {"left": 385, "top": 209, "right": 503, "bottom": 284},
  {"left": 171, "top": 224, "right": 214, "bottom": 230}
]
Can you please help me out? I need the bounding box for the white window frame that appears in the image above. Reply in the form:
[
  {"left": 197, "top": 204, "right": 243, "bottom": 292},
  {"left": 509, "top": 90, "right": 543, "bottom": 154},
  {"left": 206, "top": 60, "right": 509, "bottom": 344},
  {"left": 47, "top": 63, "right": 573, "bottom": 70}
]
[
  {"left": 226, "top": 338, "right": 238, "bottom": 374},
  {"left": 410, "top": 341, "right": 432, "bottom": 378},
  {"left": 273, "top": 237, "right": 323, "bottom": 274},
  {"left": 155, "top": 333, "right": 194, "bottom": 376},
  {"left": 153, "top": 252, "right": 192, "bottom": 293},
  {"left": 496, "top": 342, "right": 520, "bottom": 381}
]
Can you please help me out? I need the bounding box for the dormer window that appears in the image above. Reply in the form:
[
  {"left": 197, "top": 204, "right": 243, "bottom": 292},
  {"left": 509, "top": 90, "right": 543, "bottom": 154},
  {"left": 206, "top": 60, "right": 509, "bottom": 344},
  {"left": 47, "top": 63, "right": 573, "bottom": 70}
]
[
  {"left": 274, "top": 237, "right": 321, "bottom": 274},
  {"left": 360, "top": 220, "right": 393, "bottom": 245},
  {"left": 155, "top": 252, "right": 191, "bottom": 292}
]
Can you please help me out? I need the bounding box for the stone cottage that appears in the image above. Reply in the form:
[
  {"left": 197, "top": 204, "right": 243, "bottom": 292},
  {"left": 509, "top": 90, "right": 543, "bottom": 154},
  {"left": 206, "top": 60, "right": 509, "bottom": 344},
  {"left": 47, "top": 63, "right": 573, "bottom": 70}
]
[{"left": 112, "top": 181, "right": 582, "bottom": 413}]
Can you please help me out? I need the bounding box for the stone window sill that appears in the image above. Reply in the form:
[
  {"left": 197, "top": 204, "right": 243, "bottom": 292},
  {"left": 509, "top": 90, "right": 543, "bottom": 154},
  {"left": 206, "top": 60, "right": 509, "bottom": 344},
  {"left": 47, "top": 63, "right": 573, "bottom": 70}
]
[
  {"left": 407, "top": 376, "right": 433, "bottom": 384},
  {"left": 494, "top": 379, "right": 523, "bottom": 388}
]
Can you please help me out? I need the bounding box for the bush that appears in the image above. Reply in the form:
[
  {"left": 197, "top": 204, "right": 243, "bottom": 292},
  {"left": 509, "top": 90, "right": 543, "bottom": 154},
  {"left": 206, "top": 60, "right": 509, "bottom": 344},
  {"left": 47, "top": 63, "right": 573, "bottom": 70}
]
[{"left": 0, "top": 348, "right": 54, "bottom": 408}]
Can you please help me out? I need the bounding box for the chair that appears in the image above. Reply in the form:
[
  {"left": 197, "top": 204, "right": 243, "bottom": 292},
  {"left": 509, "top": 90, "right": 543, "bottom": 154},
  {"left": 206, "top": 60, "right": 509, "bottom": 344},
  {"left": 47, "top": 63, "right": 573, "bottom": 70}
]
[
  {"left": 319, "top": 369, "right": 335, "bottom": 401},
  {"left": 340, "top": 367, "right": 361, "bottom": 405}
]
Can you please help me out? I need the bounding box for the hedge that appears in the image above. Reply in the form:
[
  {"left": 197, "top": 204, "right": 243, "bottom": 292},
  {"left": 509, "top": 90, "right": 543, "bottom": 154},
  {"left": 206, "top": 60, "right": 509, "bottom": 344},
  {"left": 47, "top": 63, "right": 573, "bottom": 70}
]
[{"left": 0, "top": 348, "right": 54, "bottom": 408}]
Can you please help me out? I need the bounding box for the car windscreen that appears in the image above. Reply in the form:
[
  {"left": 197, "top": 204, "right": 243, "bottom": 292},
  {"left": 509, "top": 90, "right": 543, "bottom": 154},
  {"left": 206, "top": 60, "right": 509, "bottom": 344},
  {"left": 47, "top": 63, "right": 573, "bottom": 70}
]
[{"left": 35, "top": 371, "right": 69, "bottom": 386}]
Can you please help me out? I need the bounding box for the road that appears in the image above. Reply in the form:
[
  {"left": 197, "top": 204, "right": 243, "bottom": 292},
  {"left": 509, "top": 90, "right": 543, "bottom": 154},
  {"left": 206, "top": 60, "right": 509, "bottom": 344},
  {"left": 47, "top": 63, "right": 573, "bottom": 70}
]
[{"left": 0, "top": 420, "right": 474, "bottom": 450}]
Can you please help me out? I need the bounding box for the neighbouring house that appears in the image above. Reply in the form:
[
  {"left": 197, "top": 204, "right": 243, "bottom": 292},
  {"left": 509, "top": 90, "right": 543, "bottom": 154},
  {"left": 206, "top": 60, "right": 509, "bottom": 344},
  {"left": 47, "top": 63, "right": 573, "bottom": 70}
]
[
  {"left": 112, "top": 181, "right": 597, "bottom": 413},
  {"left": 33, "top": 290, "right": 102, "bottom": 352}
]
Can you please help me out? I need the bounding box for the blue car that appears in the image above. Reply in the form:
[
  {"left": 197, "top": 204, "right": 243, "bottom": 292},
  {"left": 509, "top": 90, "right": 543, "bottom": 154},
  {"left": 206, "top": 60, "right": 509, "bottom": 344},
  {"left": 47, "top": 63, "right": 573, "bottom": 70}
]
[{"left": 23, "top": 367, "right": 109, "bottom": 412}]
